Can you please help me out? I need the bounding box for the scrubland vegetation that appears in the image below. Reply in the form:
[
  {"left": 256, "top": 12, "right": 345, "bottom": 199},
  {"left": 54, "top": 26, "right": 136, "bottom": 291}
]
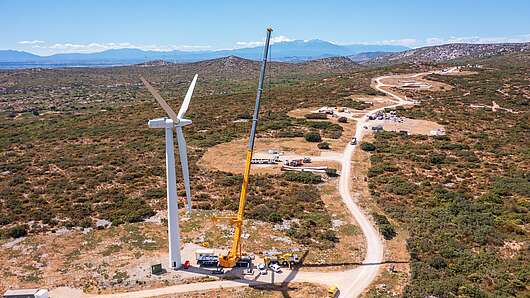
[
  {"left": 366, "top": 53, "right": 529, "bottom": 296},
  {"left": 0, "top": 52, "right": 528, "bottom": 296},
  {"left": 0, "top": 59, "right": 373, "bottom": 247}
]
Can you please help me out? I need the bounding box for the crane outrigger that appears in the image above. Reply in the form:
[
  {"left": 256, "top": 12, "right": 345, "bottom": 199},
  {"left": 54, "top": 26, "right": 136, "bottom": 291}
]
[{"left": 214, "top": 28, "right": 273, "bottom": 268}]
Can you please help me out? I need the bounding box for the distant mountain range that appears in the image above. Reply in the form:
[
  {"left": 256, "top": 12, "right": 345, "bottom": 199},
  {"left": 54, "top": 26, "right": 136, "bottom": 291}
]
[
  {"left": 0, "top": 39, "right": 408, "bottom": 68},
  {"left": 2, "top": 40, "right": 528, "bottom": 69}
]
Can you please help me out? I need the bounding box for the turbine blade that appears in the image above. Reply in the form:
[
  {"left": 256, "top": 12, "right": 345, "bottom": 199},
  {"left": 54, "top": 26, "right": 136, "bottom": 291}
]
[
  {"left": 176, "top": 127, "right": 192, "bottom": 213},
  {"left": 177, "top": 74, "right": 198, "bottom": 119},
  {"left": 140, "top": 76, "right": 179, "bottom": 123}
]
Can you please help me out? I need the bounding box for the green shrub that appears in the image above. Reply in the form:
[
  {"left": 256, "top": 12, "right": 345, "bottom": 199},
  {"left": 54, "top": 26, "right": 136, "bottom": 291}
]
[
  {"left": 305, "top": 113, "right": 327, "bottom": 119},
  {"left": 8, "top": 225, "right": 28, "bottom": 238},
  {"left": 277, "top": 129, "right": 304, "bottom": 138},
  {"left": 306, "top": 121, "right": 332, "bottom": 129},
  {"left": 324, "top": 129, "right": 342, "bottom": 139},
  {"left": 338, "top": 116, "right": 348, "bottom": 123},
  {"left": 304, "top": 132, "right": 322, "bottom": 142},
  {"left": 372, "top": 213, "right": 396, "bottom": 240},
  {"left": 282, "top": 171, "right": 323, "bottom": 184},
  {"left": 318, "top": 142, "right": 330, "bottom": 149},
  {"left": 361, "top": 142, "right": 376, "bottom": 151},
  {"left": 384, "top": 176, "right": 417, "bottom": 195},
  {"left": 268, "top": 212, "right": 282, "bottom": 223},
  {"left": 430, "top": 154, "right": 446, "bottom": 164}
]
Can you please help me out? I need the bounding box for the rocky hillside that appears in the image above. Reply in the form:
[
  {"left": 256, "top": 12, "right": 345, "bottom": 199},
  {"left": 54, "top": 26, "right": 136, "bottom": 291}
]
[
  {"left": 349, "top": 51, "right": 392, "bottom": 63},
  {"left": 166, "top": 55, "right": 360, "bottom": 79},
  {"left": 300, "top": 56, "right": 360, "bottom": 72},
  {"left": 368, "top": 42, "right": 530, "bottom": 64}
]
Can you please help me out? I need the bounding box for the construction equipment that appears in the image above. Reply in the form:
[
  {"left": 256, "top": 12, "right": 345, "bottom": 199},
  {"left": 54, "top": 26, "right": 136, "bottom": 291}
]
[
  {"left": 283, "top": 159, "right": 303, "bottom": 167},
  {"left": 263, "top": 248, "right": 302, "bottom": 269},
  {"left": 213, "top": 28, "right": 273, "bottom": 268},
  {"left": 328, "top": 285, "right": 340, "bottom": 297}
]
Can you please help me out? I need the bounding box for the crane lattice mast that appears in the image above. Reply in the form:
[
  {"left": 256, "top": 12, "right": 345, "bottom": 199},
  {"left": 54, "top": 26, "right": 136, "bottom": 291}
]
[{"left": 217, "top": 27, "right": 273, "bottom": 268}]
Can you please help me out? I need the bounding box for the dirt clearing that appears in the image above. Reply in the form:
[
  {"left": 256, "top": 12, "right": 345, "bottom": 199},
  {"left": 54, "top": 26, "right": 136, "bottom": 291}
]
[{"left": 368, "top": 118, "right": 444, "bottom": 135}]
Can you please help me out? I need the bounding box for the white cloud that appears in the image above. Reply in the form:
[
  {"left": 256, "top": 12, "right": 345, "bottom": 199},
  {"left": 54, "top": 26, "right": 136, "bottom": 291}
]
[
  {"left": 235, "top": 35, "right": 293, "bottom": 48},
  {"left": 18, "top": 40, "right": 45, "bottom": 44}
]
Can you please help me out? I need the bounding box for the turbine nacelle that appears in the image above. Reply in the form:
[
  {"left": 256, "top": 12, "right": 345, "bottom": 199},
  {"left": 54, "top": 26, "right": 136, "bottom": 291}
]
[
  {"left": 148, "top": 117, "right": 175, "bottom": 129},
  {"left": 147, "top": 117, "right": 192, "bottom": 129}
]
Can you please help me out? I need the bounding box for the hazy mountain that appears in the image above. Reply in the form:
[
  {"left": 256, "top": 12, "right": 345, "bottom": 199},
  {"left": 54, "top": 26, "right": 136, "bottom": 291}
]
[
  {"left": 368, "top": 42, "right": 530, "bottom": 64},
  {"left": 0, "top": 39, "right": 408, "bottom": 68},
  {"left": 0, "top": 50, "right": 42, "bottom": 62}
]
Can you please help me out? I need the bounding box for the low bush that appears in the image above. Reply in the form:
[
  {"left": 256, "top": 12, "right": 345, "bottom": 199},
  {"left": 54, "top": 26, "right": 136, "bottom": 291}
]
[
  {"left": 8, "top": 225, "right": 28, "bottom": 238},
  {"left": 384, "top": 176, "right": 417, "bottom": 195},
  {"left": 304, "top": 132, "right": 322, "bottom": 142},
  {"left": 323, "top": 128, "right": 342, "bottom": 139},
  {"left": 372, "top": 213, "right": 396, "bottom": 240},
  {"left": 277, "top": 129, "right": 304, "bottom": 138},
  {"left": 306, "top": 121, "right": 332, "bottom": 129},
  {"left": 317, "top": 142, "right": 330, "bottom": 149},
  {"left": 304, "top": 113, "right": 327, "bottom": 119},
  {"left": 361, "top": 142, "right": 376, "bottom": 151},
  {"left": 282, "top": 171, "right": 323, "bottom": 184}
]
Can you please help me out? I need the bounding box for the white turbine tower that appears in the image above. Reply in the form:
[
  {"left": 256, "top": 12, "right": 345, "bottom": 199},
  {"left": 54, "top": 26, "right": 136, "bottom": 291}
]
[{"left": 141, "top": 74, "right": 197, "bottom": 269}]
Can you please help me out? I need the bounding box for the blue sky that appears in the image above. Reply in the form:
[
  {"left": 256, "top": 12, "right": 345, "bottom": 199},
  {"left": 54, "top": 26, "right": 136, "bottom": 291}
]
[{"left": 2, "top": 0, "right": 529, "bottom": 55}]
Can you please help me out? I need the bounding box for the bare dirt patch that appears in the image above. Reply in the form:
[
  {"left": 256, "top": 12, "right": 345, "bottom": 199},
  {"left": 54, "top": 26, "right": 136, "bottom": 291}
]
[
  {"left": 198, "top": 134, "right": 352, "bottom": 175},
  {"left": 380, "top": 74, "right": 453, "bottom": 92},
  {"left": 301, "top": 181, "right": 365, "bottom": 271},
  {"left": 287, "top": 96, "right": 394, "bottom": 120},
  {"left": 368, "top": 118, "right": 444, "bottom": 135},
  {"left": 0, "top": 210, "right": 307, "bottom": 295}
]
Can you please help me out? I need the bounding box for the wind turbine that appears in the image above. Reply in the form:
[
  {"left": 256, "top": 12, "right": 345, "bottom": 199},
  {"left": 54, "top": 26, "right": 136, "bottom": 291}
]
[{"left": 141, "top": 74, "right": 197, "bottom": 269}]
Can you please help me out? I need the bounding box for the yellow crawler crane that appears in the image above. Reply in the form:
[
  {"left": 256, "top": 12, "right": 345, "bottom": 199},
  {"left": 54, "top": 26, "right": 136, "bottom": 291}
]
[{"left": 214, "top": 28, "right": 273, "bottom": 268}]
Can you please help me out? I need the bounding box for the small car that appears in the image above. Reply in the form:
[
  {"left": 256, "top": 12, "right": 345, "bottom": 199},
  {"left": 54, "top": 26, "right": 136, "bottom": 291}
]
[
  {"left": 269, "top": 263, "right": 281, "bottom": 273},
  {"left": 257, "top": 263, "right": 267, "bottom": 274},
  {"left": 211, "top": 268, "right": 224, "bottom": 275}
]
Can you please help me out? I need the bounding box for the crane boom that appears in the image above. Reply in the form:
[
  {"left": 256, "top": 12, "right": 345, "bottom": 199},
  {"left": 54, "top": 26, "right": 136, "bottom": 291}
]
[{"left": 218, "top": 28, "right": 273, "bottom": 268}]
